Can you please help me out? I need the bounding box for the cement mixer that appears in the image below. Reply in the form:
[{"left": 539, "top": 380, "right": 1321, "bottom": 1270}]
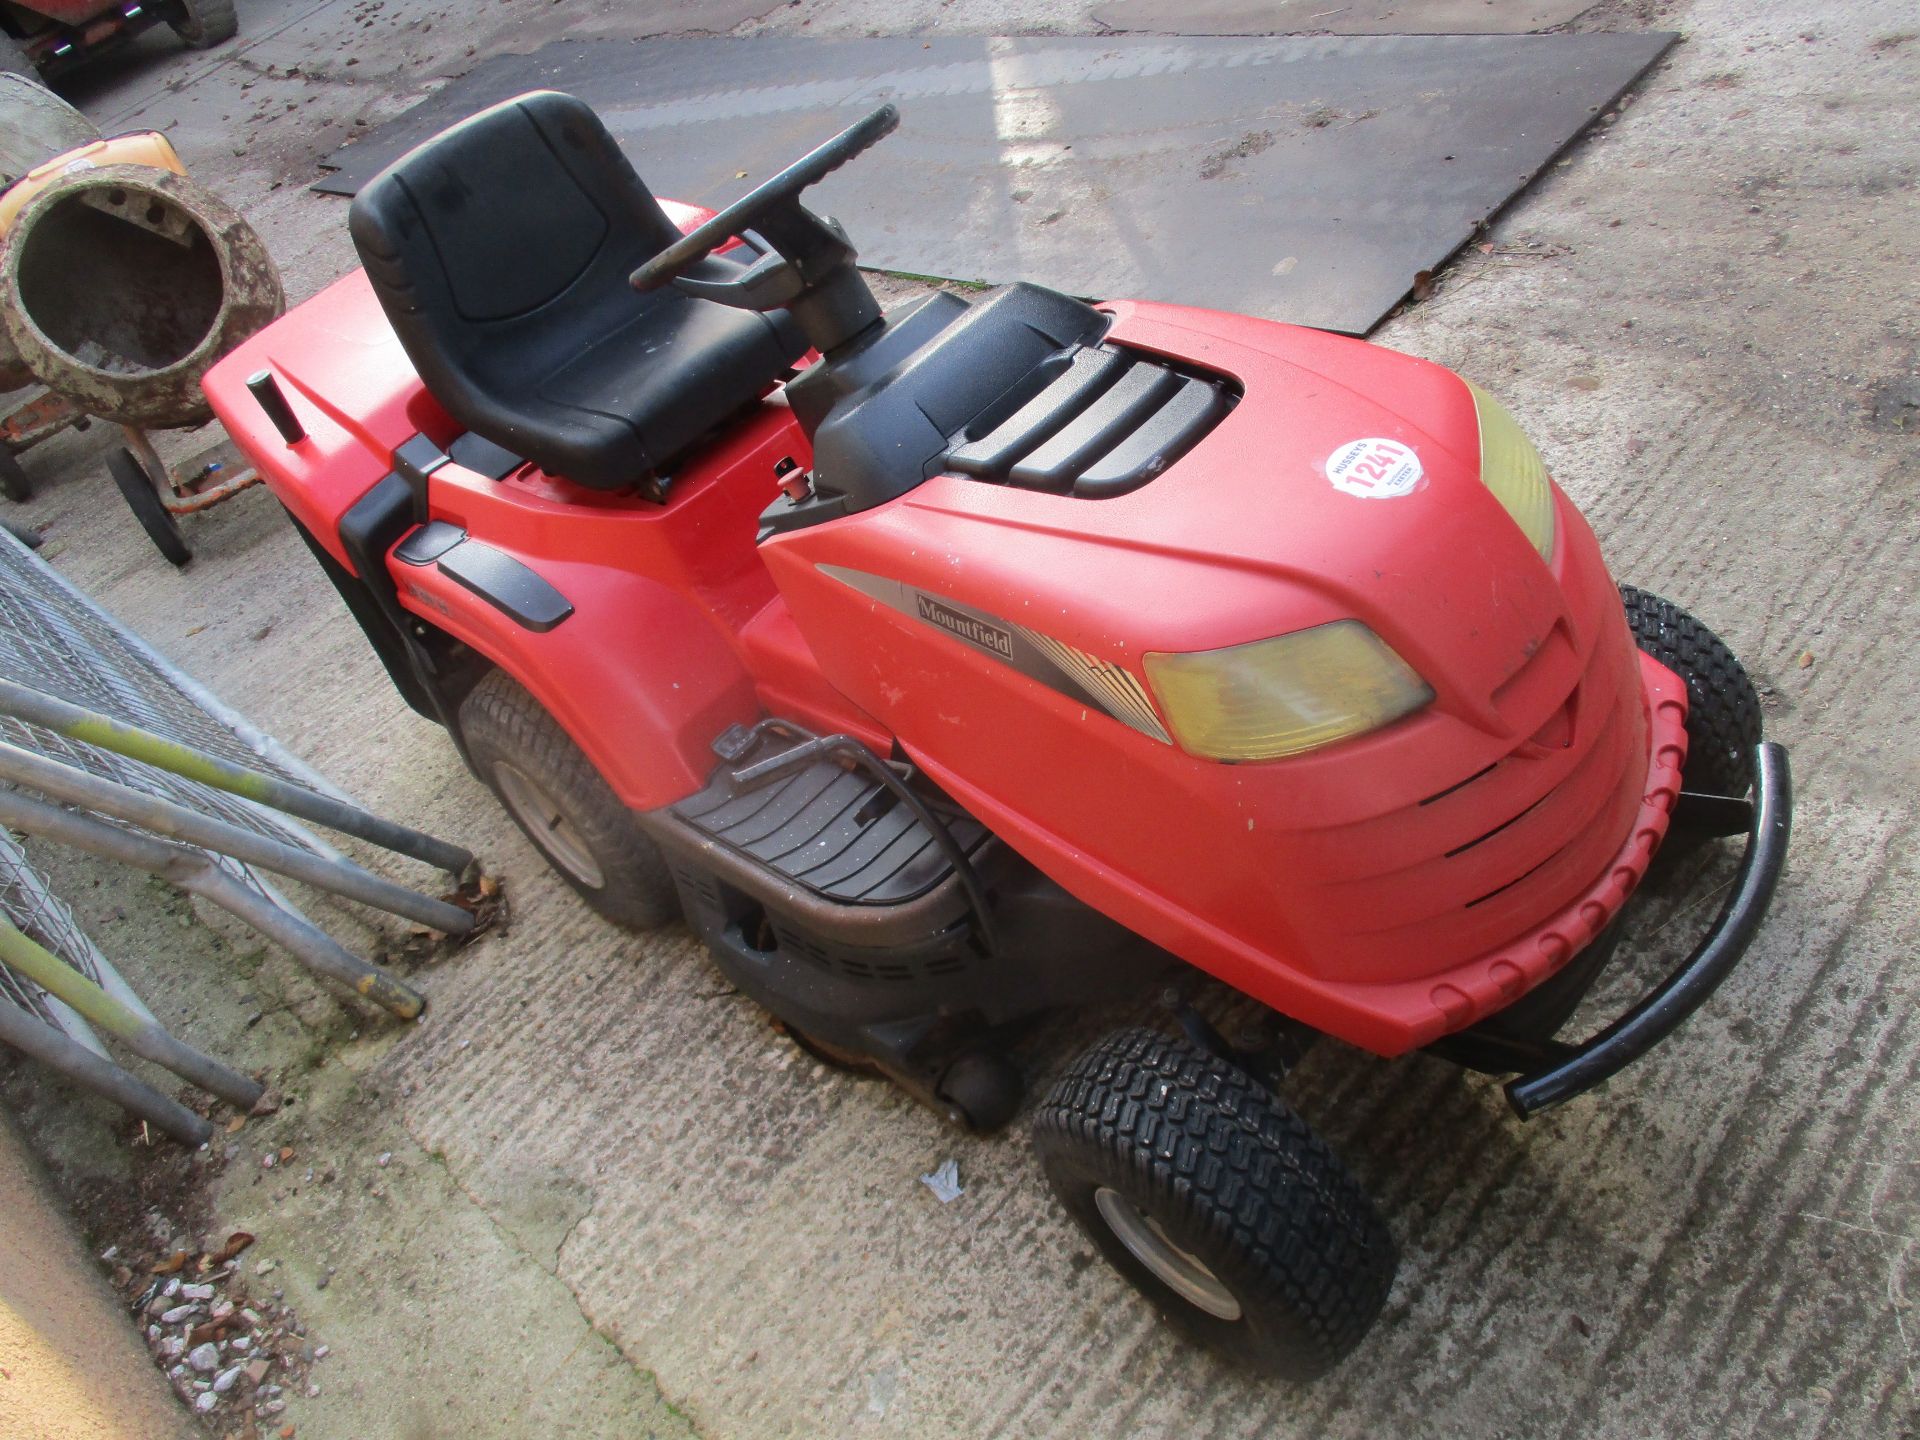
[{"left": 0, "top": 72, "right": 283, "bottom": 563}]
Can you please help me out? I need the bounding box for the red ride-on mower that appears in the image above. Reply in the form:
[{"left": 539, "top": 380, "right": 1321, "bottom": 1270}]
[{"left": 204, "top": 95, "right": 1791, "bottom": 1374}]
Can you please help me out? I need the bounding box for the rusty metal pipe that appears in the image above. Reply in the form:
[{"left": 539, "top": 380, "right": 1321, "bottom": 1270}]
[{"left": 162, "top": 469, "right": 261, "bottom": 513}]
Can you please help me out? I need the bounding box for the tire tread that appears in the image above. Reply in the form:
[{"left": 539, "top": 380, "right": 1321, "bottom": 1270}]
[
  {"left": 459, "top": 669, "right": 678, "bottom": 930},
  {"left": 1621, "top": 585, "right": 1762, "bottom": 795},
  {"left": 1033, "top": 1028, "right": 1394, "bottom": 1375}
]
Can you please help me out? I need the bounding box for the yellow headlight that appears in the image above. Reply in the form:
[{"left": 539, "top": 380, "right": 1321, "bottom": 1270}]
[
  {"left": 1467, "top": 381, "right": 1556, "bottom": 560},
  {"left": 1144, "top": 620, "right": 1433, "bottom": 762}
]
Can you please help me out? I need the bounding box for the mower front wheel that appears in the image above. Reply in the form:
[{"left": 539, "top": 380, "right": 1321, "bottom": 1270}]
[
  {"left": 1621, "top": 585, "right": 1762, "bottom": 796},
  {"left": 1033, "top": 1028, "right": 1395, "bottom": 1377},
  {"left": 459, "top": 670, "right": 679, "bottom": 931}
]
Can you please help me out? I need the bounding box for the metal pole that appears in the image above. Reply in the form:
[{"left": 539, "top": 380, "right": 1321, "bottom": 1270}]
[
  {"left": 0, "top": 678, "right": 473, "bottom": 875},
  {"left": 0, "top": 919, "right": 262, "bottom": 1109},
  {"left": 0, "top": 1000, "right": 213, "bottom": 1146},
  {"left": 0, "top": 788, "right": 426, "bottom": 1021},
  {"left": 0, "top": 740, "right": 474, "bottom": 935}
]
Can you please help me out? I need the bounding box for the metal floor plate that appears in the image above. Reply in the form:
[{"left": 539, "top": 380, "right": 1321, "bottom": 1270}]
[
  {"left": 315, "top": 32, "right": 1674, "bottom": 334},
  {"left": 1088, "top": 0, "right": 1600, "bottom": 36}
]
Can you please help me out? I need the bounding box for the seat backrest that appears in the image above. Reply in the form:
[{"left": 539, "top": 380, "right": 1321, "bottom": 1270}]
[
  {"left": 352, "top": 90, "right": 785, "bottom": 486},
  {"left": 351, "top": 90, "right": 681, "bottom": 371}
]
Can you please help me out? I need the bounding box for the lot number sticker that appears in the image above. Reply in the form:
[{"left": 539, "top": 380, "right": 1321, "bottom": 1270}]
[{"left": 1326, "top": 437, "right": 1424, "bottom": 499}]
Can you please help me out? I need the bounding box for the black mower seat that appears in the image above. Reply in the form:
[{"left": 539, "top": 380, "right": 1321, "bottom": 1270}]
[{"left": 348, "top": 90, "right": 806, "bottom": 491}]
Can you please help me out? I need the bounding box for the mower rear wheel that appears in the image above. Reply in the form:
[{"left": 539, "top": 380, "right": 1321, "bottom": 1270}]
[
  {"left": 459, "top": 670, "right": 679, "bottom": 931},
  {"left": 1621, "top": 586, "right": 1762, "bottom": 796},
  {"left": 1033, "top": 1028, "right": 1395, "bottom": 1376},
  {"left": 168, "top": 0, "right": 238, "bottom": 47}
]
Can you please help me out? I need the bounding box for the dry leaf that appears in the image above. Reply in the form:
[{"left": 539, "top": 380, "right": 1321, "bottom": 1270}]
[
  {"left": 226, "top": 1114, "right": 248, "bottom": 1134},
  {"left": 151, "top": 1251, "right": 188, "bottom": 1275}
]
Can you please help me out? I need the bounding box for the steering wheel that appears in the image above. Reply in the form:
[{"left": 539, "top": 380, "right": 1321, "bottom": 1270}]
[{"left": 629, "top": 103, "right": 899, "bottom": 295}]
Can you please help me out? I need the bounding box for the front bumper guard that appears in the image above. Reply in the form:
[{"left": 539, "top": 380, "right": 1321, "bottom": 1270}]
[{"left": 1499, "top": 742, "right": 1793, "bottom": 1118}]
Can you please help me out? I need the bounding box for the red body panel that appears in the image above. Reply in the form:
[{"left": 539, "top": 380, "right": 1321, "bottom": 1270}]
[
  {"left": 205, "top": 271, "right": 1676, "bottom": 1056},
  {"left": 214, "top": 268, "right": 448, "bottom": 574},
  {"left": 392, "top": 413, "right": 794, "bottom": 808},
  {"left": 760, "top": 301, "right": 1676, "bottom": 1051}
]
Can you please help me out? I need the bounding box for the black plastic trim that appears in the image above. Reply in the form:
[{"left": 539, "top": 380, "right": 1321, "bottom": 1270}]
[
  {"left": 436, "top": 541, "right": 574, "bottom": 632},
  {"left": 394, "top": 521, "right": 466, "bottom": 566},
  {"left": 1008, "top": 360, "right": 1183, "bottom": 488},
  {"left": 1073, "top": 377, "right": 1233, "bottom": 496},
  {"left": 937, "top": 341, "right": 1236, "bottom": 498},
  {"left": 446, "top": 431, "right": 526, "bottom": 481},
  {"left": 948, "top": 346, "right": 1124, "bottom": 477},
  {"left": 288, "top": 498, "right": 434, "bottom": 719},
  {"left": 710, "top": 725, "right": 1006, "bottom": 952},
  {"left": 393, "top": 433, "right": 449, "bottom": 520},
  {"left": 325, "top": 474, "right": 489, "bottom": 749}
]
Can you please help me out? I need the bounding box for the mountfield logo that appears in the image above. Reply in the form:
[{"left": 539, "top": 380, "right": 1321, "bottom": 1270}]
[{"left": 916, "top": 594, "right": 1014, "bottom": 658}]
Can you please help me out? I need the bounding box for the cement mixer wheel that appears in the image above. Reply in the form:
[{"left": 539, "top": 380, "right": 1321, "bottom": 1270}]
[
  {"left": 0, "top": 448, "right": 29, "bottom": 504},
  {"left": 107, "top": 448, "right": 191, "bottom": 567},
  {"left": 167, "top": 0, "right": 238, "bottom": 48}
]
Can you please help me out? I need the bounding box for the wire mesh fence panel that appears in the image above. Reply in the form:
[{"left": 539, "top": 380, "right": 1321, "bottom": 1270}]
[
  {"left": 0, "top": 826, "right": 111, "bottom": 1054},
  {"left": 0, "top": 537, "right": 297, "bottom": 772},
  {"left": 0, "top": 530, "right": 337, "bottom": 1012},
  {"left": 0, "top": 531, "right": 333, "bottom": 897},
  {"left": 0, "top": 534, "right": 439, "bottom": 1119}
]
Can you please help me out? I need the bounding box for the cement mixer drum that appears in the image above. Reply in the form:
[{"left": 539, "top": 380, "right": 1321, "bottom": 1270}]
[{"left": 0, "top": 163, "right": 284, "bottom": 429}]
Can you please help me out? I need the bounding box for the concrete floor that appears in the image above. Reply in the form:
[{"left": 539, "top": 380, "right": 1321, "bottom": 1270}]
[
  {"left": 0, "top": 1111, "right": 194, "bottom": 1440},
  {"left": 3, "top": 0, "right": 1917, "bottom": 1436}
]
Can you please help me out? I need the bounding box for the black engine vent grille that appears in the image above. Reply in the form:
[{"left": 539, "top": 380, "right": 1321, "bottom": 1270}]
[{"left": 944, "top": 344, "right": 1235, "bottom": 498}]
